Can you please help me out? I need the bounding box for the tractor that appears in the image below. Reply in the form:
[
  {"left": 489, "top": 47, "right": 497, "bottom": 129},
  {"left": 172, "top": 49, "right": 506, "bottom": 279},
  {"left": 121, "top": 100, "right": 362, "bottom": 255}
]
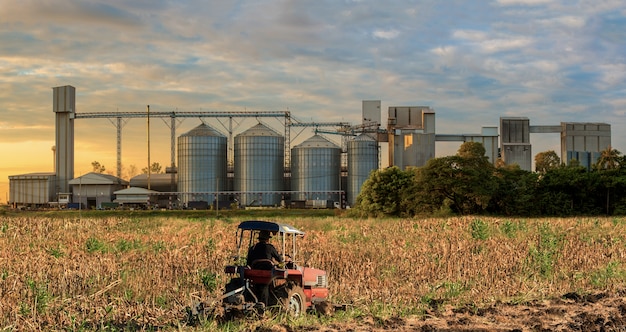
[{"left": 191, "top": 220, "right": 329, "bottom": 320}]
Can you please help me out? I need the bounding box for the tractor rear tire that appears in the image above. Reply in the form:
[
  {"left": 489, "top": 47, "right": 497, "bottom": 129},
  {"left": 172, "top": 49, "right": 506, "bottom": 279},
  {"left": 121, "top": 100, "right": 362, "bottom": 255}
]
[{"left": 280, "top": 285, "right": 305, "bottom": 317}]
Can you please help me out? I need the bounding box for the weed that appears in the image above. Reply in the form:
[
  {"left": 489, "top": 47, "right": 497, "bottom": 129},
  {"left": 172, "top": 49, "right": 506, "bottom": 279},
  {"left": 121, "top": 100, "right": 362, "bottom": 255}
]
[
  {"left": 151, "top": 241, "right": 166, "bottom": 253},
  {"left": 205, "top": 238, "right": 216, "bottom": 252},
  {"left": 590, "top": 261, "right": 623, "bottom": 288},
  {"left": 26, "top": 278, "right": 50, "bottom": 314},
  {"left": 440, "top": 281, "right": 466, "bottom": 299},
  {"left": 500, "top": 220, "right": 517, "bottom": 238},
  {"left": 85, "top": 237, "right": 108, "bottom": 253},
  {"left": 470, "top": 219, "right": 489, "bottom": 240},
  {"left": 199, "top": 269, "right": 219, "bottom": 292},
  {"left": 19, "top": 302, "right": 30, "bottom": 316},
  {"left": 46, "top": 244, "right": 65, "bottom": 258},
  {"left": 115, "top": 239, "right": 142, "bottom": 252},
  {"left": 155, "top": 295, "right": 168, "bottom": 308},
  {"left": 525, "top": 223, "right": 563, "bottom": 278},
  {"left": 124, "top": 289, "right": 135, "bottom": 301}
]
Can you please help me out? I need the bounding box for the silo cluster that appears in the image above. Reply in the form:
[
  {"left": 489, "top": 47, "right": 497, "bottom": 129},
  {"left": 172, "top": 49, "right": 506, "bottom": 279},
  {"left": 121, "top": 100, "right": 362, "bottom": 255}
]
[{"left": 175, "top": 122, "right": 378, "bottom": 208}]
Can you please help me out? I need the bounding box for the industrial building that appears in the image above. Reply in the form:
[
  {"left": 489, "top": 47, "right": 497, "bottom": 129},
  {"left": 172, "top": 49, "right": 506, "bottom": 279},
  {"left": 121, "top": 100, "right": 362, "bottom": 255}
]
[
  {"left": 6, "top": 86, "right": 613, "bottom": 209},
  {"left": 68, "top": 172, "right": 128, "bottom": 209}
]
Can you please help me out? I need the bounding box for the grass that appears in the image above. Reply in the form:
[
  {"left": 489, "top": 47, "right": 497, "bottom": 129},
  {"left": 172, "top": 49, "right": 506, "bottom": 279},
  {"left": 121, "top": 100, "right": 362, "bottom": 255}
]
[{"left": 1, "top": 212, "right": 626, "bottom": 330}]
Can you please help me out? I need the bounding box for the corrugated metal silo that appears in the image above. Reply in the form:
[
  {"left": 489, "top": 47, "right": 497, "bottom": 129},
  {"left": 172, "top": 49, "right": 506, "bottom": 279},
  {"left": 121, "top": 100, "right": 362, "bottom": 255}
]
[
  {"left": 347, "top": 134, "right": 378, "bottom": 206},
  {"left": 177, "top": 123, "right": 227, "bottom": 206},
  {"left": 291, "top": 134, "right": 341, "bottom": 202},
  {"left": 234, "top": 123, "right": 285, "bottom": 206}
]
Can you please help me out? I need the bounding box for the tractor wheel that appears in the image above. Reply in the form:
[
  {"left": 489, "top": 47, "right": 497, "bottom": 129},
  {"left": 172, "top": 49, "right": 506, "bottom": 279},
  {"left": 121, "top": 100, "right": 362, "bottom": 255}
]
[{"left": 280, "top": 285, "right": 305, "bottom": 317}]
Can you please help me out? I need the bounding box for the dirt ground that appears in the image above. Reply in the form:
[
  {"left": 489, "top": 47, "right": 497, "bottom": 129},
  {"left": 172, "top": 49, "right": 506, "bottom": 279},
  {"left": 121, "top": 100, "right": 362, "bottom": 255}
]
[{"left": 259, "top": 291, "right": 626, "bottom": 332}]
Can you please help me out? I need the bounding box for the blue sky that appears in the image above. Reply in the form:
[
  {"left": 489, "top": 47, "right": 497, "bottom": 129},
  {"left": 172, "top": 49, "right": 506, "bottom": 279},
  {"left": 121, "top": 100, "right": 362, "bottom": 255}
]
[{"left": 1, "top": 0, "right": 625, "bottom": 196}]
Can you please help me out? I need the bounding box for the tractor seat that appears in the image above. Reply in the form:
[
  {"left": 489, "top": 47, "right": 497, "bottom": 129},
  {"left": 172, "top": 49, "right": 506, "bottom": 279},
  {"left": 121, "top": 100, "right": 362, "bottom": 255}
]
[{"left": 250, "top": 259, "right": 274, "bottom": 270}]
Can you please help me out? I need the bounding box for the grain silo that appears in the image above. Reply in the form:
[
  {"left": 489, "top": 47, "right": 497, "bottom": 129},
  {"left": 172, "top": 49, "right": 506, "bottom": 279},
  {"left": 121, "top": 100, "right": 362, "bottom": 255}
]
[
  {"left": 347, "top": 134, "right": 379, "bottom": 206},
  {"left": 177, "top": 123, "right": 227, "bottom": 206},
  {"left": 234, "top": 123, "right": 285, "bottom": 206},
  {"left": 291, "top": 134, "right": 341, "bottom": 203}
]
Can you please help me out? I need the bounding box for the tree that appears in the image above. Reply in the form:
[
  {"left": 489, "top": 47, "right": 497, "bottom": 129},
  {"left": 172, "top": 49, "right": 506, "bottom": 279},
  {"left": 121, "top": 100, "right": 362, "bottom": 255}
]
[
  {"left": 411, "top": 142, "right": 498, "bottom": 215},
  {"left": 124, "top": 164, "right": 139, "bottom": 180},
  {"left": 91, "top": 161, "right": 106, "bottom": 173},
  {"left": 536, "top": 163, "right": 603, "bottom": 215},
  {"left": 354, "top": 166, "right": 415, "bottom": 217},
  {"left": 594, "top": 146, "right": 622, "bottom": 170},
  {"left": 142, "top": 162, "right": 163, "bottom": 174},
  {"left": 457, "top": 141, "right": 486, "bottom": 159},
  {"left": 535, "top": 151, "right": 560, "bottom": 174},
  {"left": 488, "top": 164, "right": 539, "bottom": 216}
]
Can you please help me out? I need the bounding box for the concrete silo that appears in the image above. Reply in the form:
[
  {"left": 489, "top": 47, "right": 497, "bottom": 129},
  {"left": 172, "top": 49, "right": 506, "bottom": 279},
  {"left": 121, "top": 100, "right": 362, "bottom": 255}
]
[
  {"left": 234, "top": 123, "right": 285, "bottom": 206},
  {"left": 177, "top": 123, "right": 227, "bottom": 206},
  {"left": 291, "top": 134, "right": 341, "bottom": 203},
  {"left": 347, "top": 134, "right": 379, "bottom": 207}
]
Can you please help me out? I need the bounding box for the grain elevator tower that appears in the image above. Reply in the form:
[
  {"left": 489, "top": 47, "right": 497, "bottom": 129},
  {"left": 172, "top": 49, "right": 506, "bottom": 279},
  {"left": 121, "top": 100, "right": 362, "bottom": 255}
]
[{"left": 53, "top": 85, "right": 75, "bottom": 194}]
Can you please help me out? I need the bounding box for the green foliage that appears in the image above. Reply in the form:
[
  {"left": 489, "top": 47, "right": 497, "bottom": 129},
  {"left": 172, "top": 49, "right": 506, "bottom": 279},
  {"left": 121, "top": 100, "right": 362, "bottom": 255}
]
[
  {"left": 489, "top": 165, "right": 539, "bottom": 216},
  {"left": 413, "top": 144, "right": 498, "bottom": 215},
  {"left": 199, "top": 269, "right": 219, "bottom": 292},
  {"left": 535, "top": 150, "right": 561, "bottom": 174},
  {"left": 26, "top": 278, "right": 50, "bottom": 314},
  {"left": 85, "top": 237, "right": 108, "bottom": 253},
  {"left": 499, "top": 219, "right": 527, "bottom": 238},
  {"left": 354, "top": 166, "right": 415, "bottom": 217},
  {"left": 115, "top": 239, "right": 143, "bottom": 252},
  {"left": 46, "top": 244, "right": 65, "bottom": 258},
  {"left": 525, "top": 223, "right": 564, "bottom": 278},
  {"left": 204, "top": 238, "right": 216, "bottom": 252},
  {"left": 151, "top": 241, "right": 166, "bottom": 253},
  {"left": 470, "top": 219, "right": 490, "bottom": 240},
  {"left": 590, "top": 261, "right": 624, "bottom": 288}
]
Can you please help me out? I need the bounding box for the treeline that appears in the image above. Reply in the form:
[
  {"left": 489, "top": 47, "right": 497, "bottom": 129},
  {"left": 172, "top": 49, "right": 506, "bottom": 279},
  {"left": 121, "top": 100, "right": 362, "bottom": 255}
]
[{"left": 354, "top": 142, "right": 626, "bottom": 217}]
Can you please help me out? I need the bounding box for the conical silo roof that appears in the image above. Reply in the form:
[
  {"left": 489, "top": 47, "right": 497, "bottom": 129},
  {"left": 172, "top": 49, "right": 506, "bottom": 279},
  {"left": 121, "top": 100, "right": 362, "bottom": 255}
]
[
  {"left": 238, "top": 123, "right": 282, "bottom": 137},
  {"left": 351, "top": 133, "right": 376, "bottom": 142},
  {"left": 294, "top": 134, "right": 340, "bottom": 149},
  {"left": 180, "top": 123, "right": 224, "bottom": 137}
]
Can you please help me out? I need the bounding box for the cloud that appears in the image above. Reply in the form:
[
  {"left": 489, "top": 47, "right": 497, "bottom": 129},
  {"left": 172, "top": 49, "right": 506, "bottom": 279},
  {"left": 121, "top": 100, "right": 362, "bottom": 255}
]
[
  {"left": 495, "top": 0, "right": 553, "bottom": 6},
  {"left": 372, "top": 29, "right": 400, "bottom": 40}
]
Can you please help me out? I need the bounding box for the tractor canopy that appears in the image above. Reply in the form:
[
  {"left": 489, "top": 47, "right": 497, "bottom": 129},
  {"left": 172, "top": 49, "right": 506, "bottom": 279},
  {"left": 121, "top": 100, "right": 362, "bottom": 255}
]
[
  {"left": 237, "top": 220, "right": 305, "bottom": 236},
  {"left": 234, "top": 220, "right": 305, "bottom": 266}
]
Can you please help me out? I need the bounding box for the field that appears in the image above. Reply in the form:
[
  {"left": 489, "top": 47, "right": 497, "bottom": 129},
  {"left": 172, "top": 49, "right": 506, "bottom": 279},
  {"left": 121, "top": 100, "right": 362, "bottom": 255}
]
[{"left": 1, "top": 210, "right": 626, "bottom": 331}]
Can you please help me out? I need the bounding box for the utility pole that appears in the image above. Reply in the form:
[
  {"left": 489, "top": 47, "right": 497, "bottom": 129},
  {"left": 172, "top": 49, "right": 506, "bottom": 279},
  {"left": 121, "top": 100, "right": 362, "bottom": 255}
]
[{"left": 147, "top": 105, "right": 151, "bottom": 190}]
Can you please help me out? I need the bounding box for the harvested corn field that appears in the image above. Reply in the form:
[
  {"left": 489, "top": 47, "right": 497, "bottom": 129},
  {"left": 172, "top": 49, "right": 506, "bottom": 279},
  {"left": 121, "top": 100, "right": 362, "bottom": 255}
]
[{"left": 1, "top": 213, "right": 625, "bottom": 330}]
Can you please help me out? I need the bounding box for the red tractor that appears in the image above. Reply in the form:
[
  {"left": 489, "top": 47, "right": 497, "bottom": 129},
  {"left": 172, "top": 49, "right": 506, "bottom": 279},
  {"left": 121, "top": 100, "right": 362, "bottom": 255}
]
[{"left": 209, "top": 220, "right": 329, "bottom": 319}]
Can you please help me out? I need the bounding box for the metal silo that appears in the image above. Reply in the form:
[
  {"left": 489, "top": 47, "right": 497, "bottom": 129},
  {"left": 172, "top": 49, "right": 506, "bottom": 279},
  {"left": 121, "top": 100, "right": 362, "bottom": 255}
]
[
  {"left": 291, "top": 134, "right": 341, "bottom": 203},
  {"left": 234, "top": 123, "right": 285, "bottom": 206},
  {"left": 347, "top": 134, "right": 379, "bottom": 207},
  {"left": 177, "top": 123, "right": 227, "bottom": 206}
]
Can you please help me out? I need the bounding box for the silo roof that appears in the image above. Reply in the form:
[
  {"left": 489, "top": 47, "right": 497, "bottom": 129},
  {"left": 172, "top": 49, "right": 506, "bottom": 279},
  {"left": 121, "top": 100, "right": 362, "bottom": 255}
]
[
  {"left": 294, "top": 134, "right": 340, "bottom": 149},
  {"left": 180, "top": 123, "right": 224, "bottom": 137},
  {"left": 238, "top": 123, "right": 282, "bottom": 137}
]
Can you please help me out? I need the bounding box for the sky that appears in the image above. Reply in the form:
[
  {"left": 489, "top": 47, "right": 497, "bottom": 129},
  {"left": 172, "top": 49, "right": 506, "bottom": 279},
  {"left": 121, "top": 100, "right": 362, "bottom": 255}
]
[{"left": 1, "top": 0, "right": 625, "bottom": 201}]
